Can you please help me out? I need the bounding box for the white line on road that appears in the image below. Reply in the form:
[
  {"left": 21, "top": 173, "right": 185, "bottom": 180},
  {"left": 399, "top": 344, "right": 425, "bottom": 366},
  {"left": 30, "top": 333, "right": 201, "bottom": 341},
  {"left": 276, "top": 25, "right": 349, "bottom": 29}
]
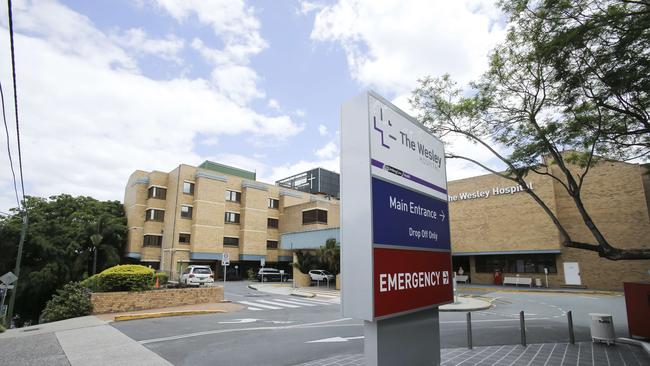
[
  {"left": 257, "top": 300, "right": 300, "bottom": 308},
  {"left": 271, "top": 299, "right": 318, "bottom": 306},
  {"left": 139, "top": 318, "right": 354, "bottom": 345},
  {"left": 238, "top": 301, "right": 281, "bottom": 310}
]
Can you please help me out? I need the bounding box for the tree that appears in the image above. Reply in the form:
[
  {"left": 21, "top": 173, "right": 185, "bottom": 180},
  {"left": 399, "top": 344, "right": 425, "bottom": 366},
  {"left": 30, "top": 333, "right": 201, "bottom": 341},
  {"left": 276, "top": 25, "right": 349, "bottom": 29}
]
[
  {"left": 0, "top": 195, "right": 126, "bottom": 323},
  {"left": 318, "top": 238, "right": 341, "bottom": 275},
  {"left": 410, "top": 0, "right": 650, "bottom": 260}
]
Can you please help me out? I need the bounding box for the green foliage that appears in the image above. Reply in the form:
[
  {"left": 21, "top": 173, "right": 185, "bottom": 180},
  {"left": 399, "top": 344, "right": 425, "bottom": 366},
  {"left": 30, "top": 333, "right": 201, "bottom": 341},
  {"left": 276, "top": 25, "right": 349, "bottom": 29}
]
[
  {"left": 41, "top": 282, "right": 92, "bottom": 323},
  {"left": 80, "top": 274, "right": 101, "bottom": 292},
  {"left": 153, "top": 272, "right": 168, "bottom": 286},
  {"left": 318, "top": 238, "right": 341, "bottom": 274},
  {"left": 293, "top": 250, "right": 321, "bottom": 274},
  {"left": 94, "top": 265, "right": 154, "bottom": 292},
  {"left": 246, "top": 268, "right": 256, "bottom": 281},
  {"left": 0, "top": 324, "right": 5, "bottom": 333},
  {"left": 0, "top": 195, "right": 127, "bottom": 323}
]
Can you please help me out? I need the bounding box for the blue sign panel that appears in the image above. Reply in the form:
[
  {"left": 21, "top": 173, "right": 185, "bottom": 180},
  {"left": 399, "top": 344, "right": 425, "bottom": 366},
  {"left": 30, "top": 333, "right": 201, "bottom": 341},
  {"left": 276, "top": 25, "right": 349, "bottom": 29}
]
[{"left": 372, "top": 177, "right": 450, "bottom": 250}]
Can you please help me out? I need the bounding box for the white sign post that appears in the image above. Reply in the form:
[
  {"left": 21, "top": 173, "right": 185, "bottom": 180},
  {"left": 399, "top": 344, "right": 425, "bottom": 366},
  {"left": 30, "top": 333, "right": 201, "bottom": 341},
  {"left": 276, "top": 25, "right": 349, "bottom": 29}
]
[
  {"left": 223, "top": 253, "right": 230, "bottom": 284},
  {"left": 341, "top": 91, "right": 453, "bottom": 365}
]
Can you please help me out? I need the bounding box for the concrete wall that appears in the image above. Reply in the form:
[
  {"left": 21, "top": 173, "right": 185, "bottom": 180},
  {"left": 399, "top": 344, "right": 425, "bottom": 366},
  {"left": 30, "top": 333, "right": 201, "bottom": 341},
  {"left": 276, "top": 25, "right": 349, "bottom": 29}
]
[{"left": 90, "top": 286, "right": 224, "bottom": 314}]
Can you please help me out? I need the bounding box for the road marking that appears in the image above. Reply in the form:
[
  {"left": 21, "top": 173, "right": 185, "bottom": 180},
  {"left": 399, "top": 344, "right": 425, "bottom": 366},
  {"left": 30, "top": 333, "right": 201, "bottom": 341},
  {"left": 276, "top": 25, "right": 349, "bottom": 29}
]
[
  {"left": 218, "top": 318, "right": 259, "bottom": 324},
  {"left": 139, "top": 317, "right": 354, "bottom": 345},
  {"left": 297, "top": 298, "right": 335, "bottom": 305},
  {"left": 257, "top": 300, "right": 300, "bottom": 308},
  {"left": 248, "top": 307, "right": 263, "bottom": 311},
  {"left": 306, "top": 336, "right": 364, "bottom": 343},
  {"left": 238, "top": 301, "right": 282, "bottom": 310},
  {"left": 272, "top": 299, "right": 318, "bottom": 306}
]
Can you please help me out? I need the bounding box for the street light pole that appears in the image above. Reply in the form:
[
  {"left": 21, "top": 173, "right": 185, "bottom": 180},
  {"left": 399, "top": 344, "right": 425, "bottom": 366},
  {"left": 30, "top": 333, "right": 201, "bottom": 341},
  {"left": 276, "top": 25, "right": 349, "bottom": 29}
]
[{"left": 6, "top": 213, "right": 27, "bottom": 327}]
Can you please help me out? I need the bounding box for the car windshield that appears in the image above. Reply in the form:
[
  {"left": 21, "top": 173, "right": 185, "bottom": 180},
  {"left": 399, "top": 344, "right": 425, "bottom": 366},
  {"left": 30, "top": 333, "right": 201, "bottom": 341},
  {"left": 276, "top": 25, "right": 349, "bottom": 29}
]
[
  {"left": 193, "top": 268, "right": 211, "bottom": 274},
  {"left": 322, "top": 271, "right": 332, "bottom": 275},
  {"left": 262, "top": 269, "right": 278, "bottom": 273}
]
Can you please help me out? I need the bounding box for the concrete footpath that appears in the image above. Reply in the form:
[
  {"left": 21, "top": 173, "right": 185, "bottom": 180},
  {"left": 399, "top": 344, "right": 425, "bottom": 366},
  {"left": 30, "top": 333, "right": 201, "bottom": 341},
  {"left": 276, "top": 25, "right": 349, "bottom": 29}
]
[
  {"left": 299, "top": 342, "right": 650, "bottom": 366},
  {"left": 0, "top": 302, "right": 240, "bottom": 366}
]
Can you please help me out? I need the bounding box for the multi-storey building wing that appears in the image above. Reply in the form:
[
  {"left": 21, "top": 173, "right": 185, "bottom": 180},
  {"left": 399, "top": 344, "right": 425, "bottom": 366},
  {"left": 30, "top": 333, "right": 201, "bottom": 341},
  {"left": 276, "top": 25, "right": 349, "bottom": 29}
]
[{"left": 124, "top": 161, "right": 339, "bottom": 279}]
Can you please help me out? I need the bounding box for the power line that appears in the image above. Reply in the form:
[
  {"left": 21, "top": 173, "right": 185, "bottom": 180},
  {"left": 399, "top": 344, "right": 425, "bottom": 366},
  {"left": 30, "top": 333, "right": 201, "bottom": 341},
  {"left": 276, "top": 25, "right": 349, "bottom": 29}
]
[
  {"left": 0, "top": 82, "right": 20, "bottom": 208},
  {"left": 6, "top": 0, "right": 24, "bottom": 203}
]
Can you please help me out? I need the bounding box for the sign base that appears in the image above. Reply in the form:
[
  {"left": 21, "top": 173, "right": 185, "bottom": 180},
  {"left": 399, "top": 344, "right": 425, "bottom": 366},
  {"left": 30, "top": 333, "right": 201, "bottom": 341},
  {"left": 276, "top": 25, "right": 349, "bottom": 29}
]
[{"left": 364, "top": 307, "right": 440, "bottom": 366}]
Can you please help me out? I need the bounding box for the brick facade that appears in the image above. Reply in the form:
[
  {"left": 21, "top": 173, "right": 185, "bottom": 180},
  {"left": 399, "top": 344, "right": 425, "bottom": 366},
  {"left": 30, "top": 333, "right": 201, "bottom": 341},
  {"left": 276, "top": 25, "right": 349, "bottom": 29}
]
[{"left": 90, "top": 286, "right": 224, "bottom": 314}]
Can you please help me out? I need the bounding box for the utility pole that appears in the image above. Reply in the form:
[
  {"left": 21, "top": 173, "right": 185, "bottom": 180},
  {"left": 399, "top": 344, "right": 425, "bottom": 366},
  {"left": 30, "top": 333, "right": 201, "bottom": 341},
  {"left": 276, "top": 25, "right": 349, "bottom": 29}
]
[{"left": 6, "top": 213, "right": 27, "bottom": 327}]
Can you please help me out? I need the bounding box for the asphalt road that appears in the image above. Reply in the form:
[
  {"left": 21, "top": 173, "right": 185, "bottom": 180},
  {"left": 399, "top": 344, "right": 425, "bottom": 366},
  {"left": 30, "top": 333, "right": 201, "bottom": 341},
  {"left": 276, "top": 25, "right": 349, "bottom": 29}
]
[{"left": 112, "top": 282, "right": 629, "bottom": 366}]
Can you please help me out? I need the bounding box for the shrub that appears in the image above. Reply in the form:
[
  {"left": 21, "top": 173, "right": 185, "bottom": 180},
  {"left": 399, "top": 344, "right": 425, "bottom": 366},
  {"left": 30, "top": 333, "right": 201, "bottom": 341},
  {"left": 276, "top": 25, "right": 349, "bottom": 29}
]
[
  {"left": 80, "top": 273, "right": 101, "bottom": 292},
  {"left": 0, "top": 324, "right": 5, "bottom": 333},
  {"left": 153, "top": 272, "right": 168, "bottom": 286},
  {"left": 41, "top": 282, "right": 92, "bottom": 323},
  {"left": 95, "top": 265, "right": 155, "bottom": 292},
  {"left": 246, "top": 268, "right": 256, "bottom": 281},
  {"left": 293, "top": 250, "right": 321, "bottom": 274}
]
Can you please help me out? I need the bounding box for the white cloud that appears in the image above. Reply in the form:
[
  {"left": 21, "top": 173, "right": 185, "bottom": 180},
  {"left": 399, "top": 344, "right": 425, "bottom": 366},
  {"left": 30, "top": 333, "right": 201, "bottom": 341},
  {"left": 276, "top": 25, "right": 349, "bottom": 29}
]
[
  {"left": 110, "top": 28, "right": 184, "bottom": 62},
  {"left": 294, "top": 109, "right": 306, "bottom": 117},
  {"left": 0, "top": 0, "right": 302, "bottom": 211},
  {"left": 310, "top": 0, "right": 506, "bottom": 94},
  {"left": 318, "top": 124, "right": 328, "bottom": 136},
  {"left": 315, "top": 141, "right": 338, "bottom": 159},
  {"left": 298, "top": 1, "right": 325, "bottom": 15},
  {"left": 267, "top": 98, "right": 280, "bottom": 111},
  {"left": 210, "top": 64, "right": 265, "bottom": 105}
]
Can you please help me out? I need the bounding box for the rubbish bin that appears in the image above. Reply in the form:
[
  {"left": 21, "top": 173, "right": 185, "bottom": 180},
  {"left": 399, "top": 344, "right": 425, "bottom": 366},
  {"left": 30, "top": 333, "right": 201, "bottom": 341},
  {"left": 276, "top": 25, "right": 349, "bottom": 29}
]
[
  {"left": 535, "top": 278, "right": 542, "bottom": 287},
  {"left": 589, "top": 313, "right": 616, "bottom": 345}
]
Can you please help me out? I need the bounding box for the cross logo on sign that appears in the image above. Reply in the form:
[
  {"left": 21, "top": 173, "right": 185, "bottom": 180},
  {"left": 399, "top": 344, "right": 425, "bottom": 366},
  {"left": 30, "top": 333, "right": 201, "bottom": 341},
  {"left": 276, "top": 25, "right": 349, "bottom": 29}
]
[{"left": 223, "top": 253, "right": 230, "bottom": 266}]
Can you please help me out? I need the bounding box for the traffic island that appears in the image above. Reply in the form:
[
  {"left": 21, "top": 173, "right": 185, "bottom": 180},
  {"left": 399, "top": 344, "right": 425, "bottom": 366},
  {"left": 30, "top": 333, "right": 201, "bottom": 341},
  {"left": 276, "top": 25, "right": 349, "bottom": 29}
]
[{"left": 439, "top": 296, "right": 491, "bottom": 312}]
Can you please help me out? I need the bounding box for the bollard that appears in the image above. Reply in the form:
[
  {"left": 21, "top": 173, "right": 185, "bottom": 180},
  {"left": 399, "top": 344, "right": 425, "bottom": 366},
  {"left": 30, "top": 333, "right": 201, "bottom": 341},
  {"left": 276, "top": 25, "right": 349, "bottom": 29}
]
[
  {"left": 467, "top": 312, "right": 473, "bottom": 349},
  {"left": 520, "top": 311, "right": 527, "bottom": 347},
  {"left": 567, "top": 311, "right": 575, "bottom": 345}
]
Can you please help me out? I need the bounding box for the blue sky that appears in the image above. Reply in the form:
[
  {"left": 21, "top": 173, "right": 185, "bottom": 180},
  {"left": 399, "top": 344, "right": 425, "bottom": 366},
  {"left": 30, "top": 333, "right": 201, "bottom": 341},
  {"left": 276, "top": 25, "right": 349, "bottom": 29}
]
[{"left": 0, "top": 0, "right": 506, "bottom": 211}]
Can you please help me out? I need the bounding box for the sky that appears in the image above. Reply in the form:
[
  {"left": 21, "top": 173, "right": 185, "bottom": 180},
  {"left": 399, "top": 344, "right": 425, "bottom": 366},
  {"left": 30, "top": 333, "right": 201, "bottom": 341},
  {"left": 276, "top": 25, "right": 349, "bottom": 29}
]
[{"left": 0, "top": 0, "right": 507, "bottom": 212}]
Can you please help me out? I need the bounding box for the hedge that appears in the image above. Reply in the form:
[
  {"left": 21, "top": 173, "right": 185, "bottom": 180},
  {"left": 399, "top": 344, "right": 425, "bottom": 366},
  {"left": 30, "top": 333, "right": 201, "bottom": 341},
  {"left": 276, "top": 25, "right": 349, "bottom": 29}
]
[
  {"left": 80, "top": 265, "right": 155, "bottom": 292},
  {"left": 153, "top": 272, "right": 169, "bottom": 286}
]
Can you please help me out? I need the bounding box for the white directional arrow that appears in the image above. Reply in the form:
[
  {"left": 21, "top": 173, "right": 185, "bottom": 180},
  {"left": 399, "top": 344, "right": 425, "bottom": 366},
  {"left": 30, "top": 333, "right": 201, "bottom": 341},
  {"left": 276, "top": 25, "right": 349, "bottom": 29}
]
[
  {"left": 267, "top": 320, "right": 294, "bottom": 324},
  {"left": 306, "top": 336, "right": 364, "bottom": 343},
  {"left": 439, "top": 211, "right": 446, "bottom": 221},
  {"left": 218, "top": 318, "right": 259, "bottom": 324}
]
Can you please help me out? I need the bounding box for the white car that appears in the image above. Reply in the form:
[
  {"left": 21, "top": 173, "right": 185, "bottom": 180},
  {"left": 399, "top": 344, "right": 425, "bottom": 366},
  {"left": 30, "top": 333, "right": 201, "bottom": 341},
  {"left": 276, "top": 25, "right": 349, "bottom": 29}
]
[
  {"left": 309, "top": 270, "right": 334, "bottom": 282},
  {"left": 180, "top": 265, "right": 214, "bottom": 286}
]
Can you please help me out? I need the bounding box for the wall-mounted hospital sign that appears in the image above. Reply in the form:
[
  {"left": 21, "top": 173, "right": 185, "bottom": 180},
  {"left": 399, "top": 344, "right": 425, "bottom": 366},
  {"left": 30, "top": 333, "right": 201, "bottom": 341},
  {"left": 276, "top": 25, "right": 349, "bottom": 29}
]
[{"left": 341, "top": 91, "right": 453, "bottom": 320}]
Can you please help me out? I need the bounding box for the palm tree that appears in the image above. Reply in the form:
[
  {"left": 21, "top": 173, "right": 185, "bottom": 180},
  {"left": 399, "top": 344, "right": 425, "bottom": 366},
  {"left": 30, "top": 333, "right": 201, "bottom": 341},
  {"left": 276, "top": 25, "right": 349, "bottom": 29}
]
[{"left": 318, "top": 238, "right": 340, "bottom": 274}]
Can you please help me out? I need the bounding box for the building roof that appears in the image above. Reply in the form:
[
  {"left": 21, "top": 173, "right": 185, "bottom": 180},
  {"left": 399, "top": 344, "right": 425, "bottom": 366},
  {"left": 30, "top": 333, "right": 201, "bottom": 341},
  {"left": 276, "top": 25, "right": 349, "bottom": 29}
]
[{"left": 198, "top": 160, "right": 256, "bottom": 180}]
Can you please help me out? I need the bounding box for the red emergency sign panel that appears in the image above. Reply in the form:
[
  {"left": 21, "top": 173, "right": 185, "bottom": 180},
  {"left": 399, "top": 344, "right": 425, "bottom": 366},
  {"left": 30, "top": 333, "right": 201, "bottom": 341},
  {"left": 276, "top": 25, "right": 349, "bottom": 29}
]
[{"left": 373, "top": 247, "right": 453, "bottom": 318}]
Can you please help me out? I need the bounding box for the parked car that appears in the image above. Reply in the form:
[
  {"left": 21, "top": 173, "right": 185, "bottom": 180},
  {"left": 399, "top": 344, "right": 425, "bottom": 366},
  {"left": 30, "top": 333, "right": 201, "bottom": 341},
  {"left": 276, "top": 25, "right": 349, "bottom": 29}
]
[
  {"left": 309, "top": 270, "right": 335, "bottom": 282},
  {"left": 180, "top": 265, "right": 214, "bottom": 286},
  {"left": 257, "top": 268, "right": 288, "bottom": 282}
]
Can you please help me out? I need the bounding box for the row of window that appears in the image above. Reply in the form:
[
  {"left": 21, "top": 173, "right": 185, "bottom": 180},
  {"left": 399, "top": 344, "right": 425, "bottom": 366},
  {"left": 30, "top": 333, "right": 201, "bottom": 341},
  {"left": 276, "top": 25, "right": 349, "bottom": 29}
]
[
  {"left": 302, "top": 209, "right": 328, "bottom": 225},
  {"left": 143, "top": 234, "right": 278, "bottom": 249},
  {"left": 474, "top": 254, "right": 558, "bottom": 274},
  {"left": 147, "top": 185, "right": 281, "bottom": 211},
  {"left": 146, "top": 208, "right": 281, "bottom": 228}
]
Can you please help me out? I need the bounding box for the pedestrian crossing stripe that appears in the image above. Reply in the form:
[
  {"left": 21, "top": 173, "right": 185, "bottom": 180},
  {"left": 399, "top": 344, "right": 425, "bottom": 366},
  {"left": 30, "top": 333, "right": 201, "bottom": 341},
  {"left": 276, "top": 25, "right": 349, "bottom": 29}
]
[{"left": 237, "top": 298, "right": 337, "bottom": 311}]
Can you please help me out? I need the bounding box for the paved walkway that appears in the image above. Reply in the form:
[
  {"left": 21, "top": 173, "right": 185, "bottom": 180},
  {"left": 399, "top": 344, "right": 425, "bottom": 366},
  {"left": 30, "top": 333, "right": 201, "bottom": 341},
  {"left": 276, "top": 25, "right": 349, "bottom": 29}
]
[{"left": 298, "top": 342, "right": 650, "bottom": 366}]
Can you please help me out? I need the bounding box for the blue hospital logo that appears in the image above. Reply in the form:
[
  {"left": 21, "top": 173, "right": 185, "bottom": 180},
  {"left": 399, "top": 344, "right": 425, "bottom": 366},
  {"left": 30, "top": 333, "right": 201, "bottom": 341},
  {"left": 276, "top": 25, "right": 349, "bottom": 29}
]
[{"left": 373, "top": 107, "right": 397, "bottom": 149}]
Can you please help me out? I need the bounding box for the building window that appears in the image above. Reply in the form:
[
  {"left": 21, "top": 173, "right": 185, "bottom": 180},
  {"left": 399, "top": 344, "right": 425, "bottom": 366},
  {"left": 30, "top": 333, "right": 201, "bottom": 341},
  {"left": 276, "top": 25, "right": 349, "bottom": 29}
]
[
  {"left": 147, "top": 186, "right": 167, "bottom": 199},
  {"left": 302, "top": 209, "right": 327, "bottom": 225},
  {"left": 183, "top": 181, "right": 195, "bottom": 195},
  {"left": 225, "top": 190, "right": 241, "bottom": 202},
  {"left": 180, "top": 205, "right": 193, "bottom": 219},
  {"left": 266, "top": 240, "right": 278, "bottom": 249},
  {"left": 143, "top": 235, "right": 162, "bottom": 247},
  {"left": 145, "top": 209, "right": 165, "bottom": 222},
  {"left": 179, "top": 233, "right": 191, "bottom": 244},
  {"left": 268, "top": 198, "right": 279, "bottom": 209},
  {"left": 267, "top": 218, "right": 279, "bottom": 228},
  {"left": 224, "top": 237, "right": 239, "bottom": 247},
  {"left": 225, "top": 212, "right": 240, "bottom": 224},
  {"left": 475, "top": 254, "right": 558, "bottom": 274}
]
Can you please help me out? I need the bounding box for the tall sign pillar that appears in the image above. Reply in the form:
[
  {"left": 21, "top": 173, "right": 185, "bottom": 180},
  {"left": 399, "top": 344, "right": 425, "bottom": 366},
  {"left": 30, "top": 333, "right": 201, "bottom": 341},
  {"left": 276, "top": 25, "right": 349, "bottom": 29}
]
[{"left": 341, "top": 91, "right": 453, "bottom": 365}]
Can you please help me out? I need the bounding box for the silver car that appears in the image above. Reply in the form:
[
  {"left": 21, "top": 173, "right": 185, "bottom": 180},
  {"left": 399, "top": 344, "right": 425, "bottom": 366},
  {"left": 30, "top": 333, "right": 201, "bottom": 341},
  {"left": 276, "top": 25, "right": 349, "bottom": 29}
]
[{"left": 309, "top": 270, "right": 334, "bottom": 282}]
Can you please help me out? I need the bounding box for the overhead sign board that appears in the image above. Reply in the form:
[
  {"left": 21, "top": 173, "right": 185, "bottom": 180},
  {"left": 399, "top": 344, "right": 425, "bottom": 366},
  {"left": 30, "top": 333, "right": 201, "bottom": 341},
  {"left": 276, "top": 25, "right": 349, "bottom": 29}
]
[{"left": 341, "top": 91, "right": 453, "bottom": 321}]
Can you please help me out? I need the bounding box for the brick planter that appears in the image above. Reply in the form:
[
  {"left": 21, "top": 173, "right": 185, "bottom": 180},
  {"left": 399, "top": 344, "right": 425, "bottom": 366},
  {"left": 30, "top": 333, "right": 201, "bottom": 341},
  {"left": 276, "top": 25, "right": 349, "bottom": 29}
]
[
  {"left": 293, "top": 271, "right": 312, "bottom": 287},
  {"left": 90, "top": 286, "right": 224, "bottom": 314}
]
